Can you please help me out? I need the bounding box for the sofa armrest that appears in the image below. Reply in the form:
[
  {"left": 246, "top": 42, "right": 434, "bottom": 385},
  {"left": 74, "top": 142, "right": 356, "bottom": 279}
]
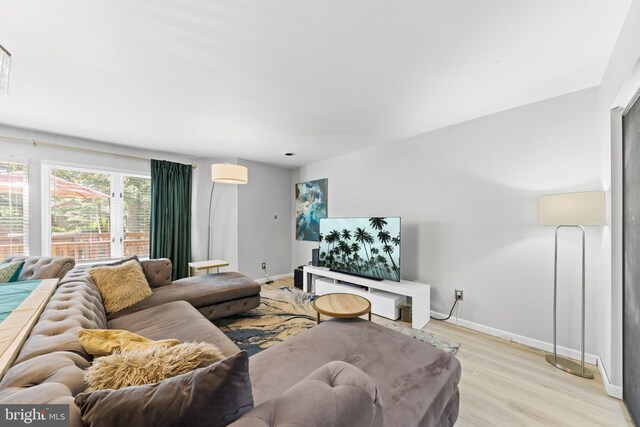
[
  {"left": 230, "top": 361, "right": 383, "bottom": 427},
  {"left": 140, "top": 259, "right": 173, "bottom": 288}
]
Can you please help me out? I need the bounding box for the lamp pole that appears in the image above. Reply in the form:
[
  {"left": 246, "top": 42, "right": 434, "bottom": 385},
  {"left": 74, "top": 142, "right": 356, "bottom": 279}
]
[
  {"left": 546, "top": 225, "right": 591, "bottom": 378},
  {"left": 207, "top": 181, "right": 215, "bottom": 260}
]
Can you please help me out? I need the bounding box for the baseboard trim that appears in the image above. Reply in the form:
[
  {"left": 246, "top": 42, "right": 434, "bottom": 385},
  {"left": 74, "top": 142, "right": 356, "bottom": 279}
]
[
  {"left": 255, "top": 273, "right": 293, "bottom": 284},
  {"left": 430, "top": 310, "right": 598, "bottom": 365},
  {"left": 596, "top": 357, "right": 623, "bottom": 399}
]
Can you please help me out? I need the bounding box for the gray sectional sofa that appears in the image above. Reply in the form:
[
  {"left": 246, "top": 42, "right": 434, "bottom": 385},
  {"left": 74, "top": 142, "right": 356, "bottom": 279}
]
[
  {"left": 2, "top": 255, "right": 75, "bottom": 281},
  {"left": 0, "top": 257, "right": 461, "bottom": 426}
]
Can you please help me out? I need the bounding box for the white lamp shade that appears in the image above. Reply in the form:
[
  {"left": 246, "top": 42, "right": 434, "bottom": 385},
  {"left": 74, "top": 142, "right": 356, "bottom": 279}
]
[
  {"left": 211, "top": 163, "right": 248, "bottom": 184},
  {"left": 538, "top": 191, "right": 606, "bottom": 226}
]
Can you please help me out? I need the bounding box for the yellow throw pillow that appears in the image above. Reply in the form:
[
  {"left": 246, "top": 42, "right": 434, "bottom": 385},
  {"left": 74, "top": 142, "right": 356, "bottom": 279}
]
[
  {"left": 77, "top": 329, "right": 180, "bottom": 357},
  {"left": 84, "top": 342, "right": 226, "bottom": 391},
  {"left": 89, "top": 260, "right": 152, "bottom": 313}
]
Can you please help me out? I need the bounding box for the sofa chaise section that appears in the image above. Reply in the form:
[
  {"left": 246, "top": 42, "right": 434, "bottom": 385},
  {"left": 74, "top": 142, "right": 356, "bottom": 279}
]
[{"left": 105, "top": 259, "right": 262, "bottom": 321}]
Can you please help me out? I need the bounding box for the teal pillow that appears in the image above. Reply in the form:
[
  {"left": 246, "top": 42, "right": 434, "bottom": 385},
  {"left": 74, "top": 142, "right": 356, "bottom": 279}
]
[
  {"left": 9, "top": 262, "right": 24, "bottom": 282},
  {"left": 0, "top": 261, "right": 24, "bottom": 283}
]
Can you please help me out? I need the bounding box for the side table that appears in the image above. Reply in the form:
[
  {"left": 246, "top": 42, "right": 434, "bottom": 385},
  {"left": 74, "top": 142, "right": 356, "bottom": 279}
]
[
  {"left": 312, "top": 293, "right": 372, "bottom": 324},
  {"left": 188, "top": 259, "right": 230, "bottom": 276}
]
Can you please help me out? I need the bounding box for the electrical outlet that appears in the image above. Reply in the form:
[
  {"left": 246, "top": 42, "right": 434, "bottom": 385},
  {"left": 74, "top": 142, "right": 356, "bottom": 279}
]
[
  {"left": 455, "top": 289, "right": 463, "bottom": 301},
  {"left": 261, "top": 262, "right": 266, "bottom": 270}
]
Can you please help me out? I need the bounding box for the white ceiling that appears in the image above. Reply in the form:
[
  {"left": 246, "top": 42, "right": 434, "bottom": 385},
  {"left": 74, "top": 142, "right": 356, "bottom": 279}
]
[{"left": 0, "top": 0, "right": 631, "bottom": 167}]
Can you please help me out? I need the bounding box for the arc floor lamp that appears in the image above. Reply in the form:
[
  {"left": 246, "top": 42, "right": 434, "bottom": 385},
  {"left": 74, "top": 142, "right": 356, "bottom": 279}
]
[
  {"left": 207, "top": 163, "right": 248, "bottom": 259},
  {"left": 0, "top": 43, "right": 11, "bottom": 93},
  {"left": 538, "top": 191, "right": 606, "bottom": 379}
]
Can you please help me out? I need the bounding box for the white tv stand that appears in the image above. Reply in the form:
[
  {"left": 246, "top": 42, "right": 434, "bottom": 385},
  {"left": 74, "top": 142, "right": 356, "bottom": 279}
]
[{"left": 303, "top": 266, "right": 430, "bottom": 330}]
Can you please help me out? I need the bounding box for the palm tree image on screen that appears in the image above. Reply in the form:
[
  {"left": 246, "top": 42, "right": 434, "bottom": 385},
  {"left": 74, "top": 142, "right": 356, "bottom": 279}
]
[{"left": 319, "top": 217, "right": 400, "bottom": 281}]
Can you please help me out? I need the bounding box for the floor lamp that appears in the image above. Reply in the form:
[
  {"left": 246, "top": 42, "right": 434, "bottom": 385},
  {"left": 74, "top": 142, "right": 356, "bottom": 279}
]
[
  {"left": 207, "top": 163, "right": 248, "bottom": 259},
  {"left": 538, "top": 191, "right": 606, "bottom": 379}
]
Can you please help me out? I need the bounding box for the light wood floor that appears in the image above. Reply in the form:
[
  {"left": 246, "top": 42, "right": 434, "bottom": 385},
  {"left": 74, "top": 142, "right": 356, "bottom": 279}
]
[{"left": 275, "top": 277, "right": 632, "bottom": 426}]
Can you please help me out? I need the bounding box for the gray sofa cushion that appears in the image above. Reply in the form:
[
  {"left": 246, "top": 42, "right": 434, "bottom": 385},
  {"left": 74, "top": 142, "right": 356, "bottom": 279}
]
[
  {"left": 230, "top": 361, "right": 383, "bottom": 427},
  {"left": 1, "top": 256, "right": 75, "bottom": 281},
  {"left": 0, "top": 351, "right": 91, "bottom": 427},
  {"left": 249, "top": 318, "right": 461, "bottom": 427},
  {"left": 13, "top": 273, "right": 107, "bottom": 365},
  {"left": 107, "top": 300, "right": 241, "bottom": 357},
  {"left": 75, "top": 351, "right": 254, "bottom": 427},
  {"left": 107, "top": 272, "right": 261, "bottom": 320}
]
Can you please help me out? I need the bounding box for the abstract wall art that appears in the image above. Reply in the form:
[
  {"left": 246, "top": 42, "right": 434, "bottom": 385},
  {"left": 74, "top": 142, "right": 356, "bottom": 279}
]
[{"left": 295, "top": 178, "right": 328, "bottom": 241}]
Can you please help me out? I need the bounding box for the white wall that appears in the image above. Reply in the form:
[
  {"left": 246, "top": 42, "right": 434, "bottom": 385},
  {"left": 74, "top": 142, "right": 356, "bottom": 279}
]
[
  {"left": 292, "top": 88, "right": 604, "bottom": 356},
  {"left": 192, "top": 157, "right": 293, "bottom": 280},
  {"left": 597, "top": 0, "right": 640, "bottom": 388},
  {"left": 238, "top": 159, "right": 291, "bottom": 280}
]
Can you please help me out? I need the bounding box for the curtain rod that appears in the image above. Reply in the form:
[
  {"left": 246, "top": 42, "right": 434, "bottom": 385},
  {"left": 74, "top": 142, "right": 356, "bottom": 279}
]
[{"left": 0, "top": 135, "right": 197, "bottom": 168}]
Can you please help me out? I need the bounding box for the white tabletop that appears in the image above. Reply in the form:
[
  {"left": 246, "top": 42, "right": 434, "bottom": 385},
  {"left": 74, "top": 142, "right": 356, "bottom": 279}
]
[{"left": 188, "top": 259, "right": 229, "bottom": 269}]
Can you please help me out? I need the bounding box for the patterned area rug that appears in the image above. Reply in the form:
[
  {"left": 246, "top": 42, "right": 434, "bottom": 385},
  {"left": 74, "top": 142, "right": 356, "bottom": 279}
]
[{"left": 215, "top": 284, "right": 461, "bottom": 356}]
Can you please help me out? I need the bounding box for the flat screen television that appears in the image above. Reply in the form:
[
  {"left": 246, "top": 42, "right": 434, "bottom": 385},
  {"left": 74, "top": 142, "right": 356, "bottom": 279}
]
[{"left": 319, "top": 217, "right": 400, "bottom": 282}]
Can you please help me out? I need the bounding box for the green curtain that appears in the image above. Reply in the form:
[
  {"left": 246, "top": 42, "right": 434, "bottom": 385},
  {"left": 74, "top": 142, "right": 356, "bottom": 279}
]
[{"left": 150, "top": 159, "right": 192, "bottom": 280}]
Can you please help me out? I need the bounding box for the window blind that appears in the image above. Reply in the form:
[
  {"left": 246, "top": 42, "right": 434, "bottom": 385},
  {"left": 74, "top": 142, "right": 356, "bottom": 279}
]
[
  {"left": 123, "top": 175, "right": 151, "bottom": 258},
  {"left": 0, "top": 160, "right": 28, "bottom": 257}
]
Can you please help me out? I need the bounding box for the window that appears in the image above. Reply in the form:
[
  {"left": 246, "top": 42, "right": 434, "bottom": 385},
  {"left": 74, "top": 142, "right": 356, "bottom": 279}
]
[
  {"left": 0, "top": 160, "right": 28, "bottom": 257},
  {"left": 42, "top": 165, "right": 150, "bottom": 260}
]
